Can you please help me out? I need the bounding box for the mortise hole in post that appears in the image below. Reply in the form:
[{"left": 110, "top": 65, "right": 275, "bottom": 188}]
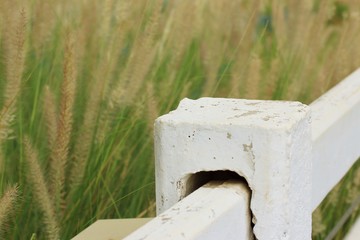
[{"left": 183, "top": 170, "right": 248, "bottom": 197}]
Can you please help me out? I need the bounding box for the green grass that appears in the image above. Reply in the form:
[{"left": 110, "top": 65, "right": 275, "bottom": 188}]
[{"left": 0, "top": 0, "right": 359, "bottom": 239}]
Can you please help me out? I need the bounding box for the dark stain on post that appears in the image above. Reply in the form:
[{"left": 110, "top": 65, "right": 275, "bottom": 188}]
[{"left": 243, "top": 142, "right": 255, "bottom": 160}]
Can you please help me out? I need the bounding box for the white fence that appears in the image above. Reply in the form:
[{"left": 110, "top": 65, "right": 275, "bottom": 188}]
[{"left": 74, "top": 69, "right": 360, "bottom": 240}]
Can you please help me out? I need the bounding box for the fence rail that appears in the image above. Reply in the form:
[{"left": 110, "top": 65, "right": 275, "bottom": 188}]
[
  {"left": 125, "top": 180, "right": 253, "bottom": 240},
  {"left": 311, "top": 69, "right": 360, "bottom": 209},
  {"left": 73, "top": 69, "right": 360, "bottom": 240}
]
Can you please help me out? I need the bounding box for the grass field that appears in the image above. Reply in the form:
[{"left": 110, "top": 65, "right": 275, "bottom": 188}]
[{"left": 0, "top": 0, "right": 359, "bottom": 239}]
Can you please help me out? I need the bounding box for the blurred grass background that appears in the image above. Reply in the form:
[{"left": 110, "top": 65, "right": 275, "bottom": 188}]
[{"left": 0, "top": 0, "right": 359, "bottom": 239}]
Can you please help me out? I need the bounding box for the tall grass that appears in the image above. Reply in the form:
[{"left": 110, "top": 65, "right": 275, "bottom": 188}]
[{"left": 0, "top": 0, "right": 359, "bottom": 239}]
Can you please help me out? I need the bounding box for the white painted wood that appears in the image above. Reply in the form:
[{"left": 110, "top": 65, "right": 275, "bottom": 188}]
[
  {"left": 154, "top": 98, "right": 312, "bottom": 240},
  {"left": 344, "top": 216, "right": 360, "bottom": 240},
  {"left": 71, "top": 218, "right": 152, "bottom": 240},
  {"left": 310, "top": 68, "right": 360, "bottom": 210},
  {"left": 124, "top": 180, "right": 253, "bottom": 240}
]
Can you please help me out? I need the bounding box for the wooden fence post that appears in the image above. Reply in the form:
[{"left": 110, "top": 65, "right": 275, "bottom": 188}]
[{"left": 154, "top": 98, "right": 312, "bottom": 239}]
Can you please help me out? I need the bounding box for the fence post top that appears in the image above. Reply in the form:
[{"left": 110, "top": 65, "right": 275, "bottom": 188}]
[{"left": 156, "top": 97, "right": 310, "bottom": 130}]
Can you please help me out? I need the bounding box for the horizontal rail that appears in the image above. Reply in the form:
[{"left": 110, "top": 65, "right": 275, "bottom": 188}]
[
  {"left": 310, "top": 68, "right": 360, "bottom": 210},
  {"left": 344, "top": 215, "right": 360, "bottom": 240},
  {"left": 124, "top": 180, "right": 253, "bottom": 240},
  {"left": 72, "top": 218, "right": 152, "bottom": 240}
]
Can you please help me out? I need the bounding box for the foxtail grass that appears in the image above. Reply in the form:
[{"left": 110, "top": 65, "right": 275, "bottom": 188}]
[
  {"left": 24, "top": 136, "right": 59, "bottom": 240},
  {"left": 48, "top": 34, "right": 77, "bottom": 217},
  {"left": 0, "top": 185, "right": 18, "bottom": 236}
]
